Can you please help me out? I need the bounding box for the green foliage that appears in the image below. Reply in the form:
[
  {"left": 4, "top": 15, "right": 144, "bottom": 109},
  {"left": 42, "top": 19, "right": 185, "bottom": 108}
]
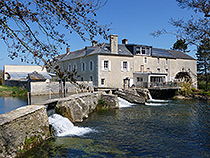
[
  {"left": 179, "top": 82, "right": 193, "bottom": 96},
  {"left": 97, "top": 98, "right": 105, "bottom": 106},
  {"left": 0, "top": 85, "right": 28, "bottom": 97},
  {"left": 196, "top": 39, "right": 210, "bottom": 90},
  {"left": 172, "top": 39, "right": 188, "bottom": 52},
  {"left": 96, "top": 98, "right": 109, "bottom": 111}
]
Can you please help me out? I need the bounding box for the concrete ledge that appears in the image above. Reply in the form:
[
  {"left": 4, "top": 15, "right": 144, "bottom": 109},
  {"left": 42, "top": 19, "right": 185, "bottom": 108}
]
[{"left": 0, "top": 105, "right": 50, "bottom": 158}]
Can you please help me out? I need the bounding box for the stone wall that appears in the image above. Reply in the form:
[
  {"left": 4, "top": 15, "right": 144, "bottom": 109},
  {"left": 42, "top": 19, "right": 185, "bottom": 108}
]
[
  {"left": 0, "top": 105, "right": 50, "bottom": 158},
  {"left": 55, "top": 92, "right": 119, "bottom": 122}
]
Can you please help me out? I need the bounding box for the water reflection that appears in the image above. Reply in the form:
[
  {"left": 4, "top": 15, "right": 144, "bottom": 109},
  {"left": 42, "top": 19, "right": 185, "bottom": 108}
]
[{"left": 0, "top": 97, "right": 27, "bottom": 114}]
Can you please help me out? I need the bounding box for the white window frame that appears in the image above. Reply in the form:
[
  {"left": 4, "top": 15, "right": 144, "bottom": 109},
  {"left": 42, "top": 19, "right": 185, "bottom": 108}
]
[
  {"left": 121, "top": 61, "right": 130, "bottom": 72},
  {"left": 102, "top": 60, "right": 111, "bottom": 71}
]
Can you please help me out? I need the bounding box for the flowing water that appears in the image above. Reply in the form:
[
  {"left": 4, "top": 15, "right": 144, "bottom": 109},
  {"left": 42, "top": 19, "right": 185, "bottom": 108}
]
[{"left": 22, "top": 98, "right": 210, "bottom": 158}]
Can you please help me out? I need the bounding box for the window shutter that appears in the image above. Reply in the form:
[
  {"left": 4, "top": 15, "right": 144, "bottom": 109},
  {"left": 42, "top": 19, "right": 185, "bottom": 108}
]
[
  {"left": 127, "top": 61, "right": 130, "bottom": 72},
  {"left": 101, "top": 60, "right": 104, "bottom": 70},
  {"left": 92, "top": 61, "right": 94, "bottom": 71},
  {"left": 108, "top": 60, "right": 111, "bottom": 71},
  {"left": 121, "top": 61, "right": 123, "bottom": 71}
]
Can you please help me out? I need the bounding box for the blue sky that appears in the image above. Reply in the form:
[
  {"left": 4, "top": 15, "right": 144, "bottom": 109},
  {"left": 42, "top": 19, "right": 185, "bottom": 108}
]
[{"left": 0, "top": 0, "right": 196, "bottom": 69}]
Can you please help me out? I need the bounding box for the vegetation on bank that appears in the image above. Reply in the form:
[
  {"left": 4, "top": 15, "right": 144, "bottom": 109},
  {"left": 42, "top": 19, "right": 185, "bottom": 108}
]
[
  {"left": 175, "top": 81, "right": 210, "bottom": 100},
  {"left": 0, "top": 85, "right": 28, "bottom": 97}
]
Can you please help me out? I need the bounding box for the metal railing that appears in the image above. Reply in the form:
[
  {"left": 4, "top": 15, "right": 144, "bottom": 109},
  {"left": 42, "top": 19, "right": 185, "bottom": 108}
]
[{"left": 136, "top": 81, "right": 180, "bottom": 88}]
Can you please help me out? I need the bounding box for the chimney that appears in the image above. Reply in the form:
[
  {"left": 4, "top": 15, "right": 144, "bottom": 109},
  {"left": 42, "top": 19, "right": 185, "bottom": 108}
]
[
  {"left": 109, "top": 34, "right": 118, "bottom": 54},
  {"left": 66, "top": 47, "right": 70, "bottom": 54},
  {"left": 122, "top": 39, "right": 128, "bottom": 44},
  {"left": 92, "top": 40, "right": 98, "bottom": 46}
]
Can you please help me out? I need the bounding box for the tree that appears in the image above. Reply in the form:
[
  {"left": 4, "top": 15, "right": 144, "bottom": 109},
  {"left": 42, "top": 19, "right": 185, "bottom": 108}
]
[
  {"left": 172, "top": 38, "right": 188, "bottom": 52},
  {"left": 151, "top": 0, "right": 210, "bottom": 47},
  {"left": 0, "top": 0, "right": 110, "bottom": 97},
  {"left": 196, "top": 38, "right": 210, "bottom": 90}
]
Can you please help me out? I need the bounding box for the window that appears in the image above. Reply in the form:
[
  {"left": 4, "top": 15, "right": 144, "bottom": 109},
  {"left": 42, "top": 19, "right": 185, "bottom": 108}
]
[
  {"left": 101, "top": 78, "right": 105, "bottom": 85},
  {"left": 121, "top": 61, "right": 129, "bottom": 71},
  {"left": 73, "top": 63, "right": 77, "bottom": 71},
  {"left": 102, "top": 60, "right": 111, "bottom": 71},
  {"left": 147, "top": 68, "right": 150, "bottom": 72},
  {"left": 104, "top": 60, "right": 109, "bottom": 69},
  {"left": 142, "top": 47, "right": 146, "bottom": 54},
  {"left": 146, "top": 48, "right": 150, "bottom": 55},
  {"left": 81, "top": 62, "right": 86, "bottom": 71},
  {"left": 166, "top": 58, "right": 168, "bottom": 65},
  {"left": 136, "top": 47, "right": 140, "bottom": 54},
  {"left": 90, "top": 76, "right": 93, "bottom": 81},
  {"left": 144, "top": 57, "right": 147, "bottom": 64},
  {"left": 89, "top": 61, "right": 94, "bottom": 71},
  {"left": 157, "top": 68, "right": 160, "bottom": 72},
  {"left": 157, "top": 58, "right": 160, "bottom": 64},
  {"left": 137, "top": 77, "right": 143, "bottom": 82},
  {"left": 123, "top": 61, "right": 127, "bottom": 69},
  {"left": 81, "top": 77, "right": 83, "bottom": 81},
  {"left": 140, "top": 65, "right": 144, "bottom": 72},
  {"left": 68, "top": 64, "right": 72, "bottom": 71}
]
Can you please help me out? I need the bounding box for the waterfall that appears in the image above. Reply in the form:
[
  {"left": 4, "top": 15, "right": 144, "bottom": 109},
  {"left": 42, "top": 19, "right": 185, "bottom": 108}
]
[
  {"left": 146, "top": 91, "right": 169, "bottom": 106},
  {"left": 118, "top": 97, "right": 133, "bottom": 108},
  {"left": 48, "top": 114, "right": 94, "bottom": 137},
  {"left": 147, "top": 91, "right": 168, "bottom": 103}
]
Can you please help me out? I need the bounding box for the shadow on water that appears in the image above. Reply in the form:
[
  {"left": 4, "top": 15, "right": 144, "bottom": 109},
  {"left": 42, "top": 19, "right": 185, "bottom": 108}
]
[{"left": 19, "top": 99, "right": 210, "bottom": 157}]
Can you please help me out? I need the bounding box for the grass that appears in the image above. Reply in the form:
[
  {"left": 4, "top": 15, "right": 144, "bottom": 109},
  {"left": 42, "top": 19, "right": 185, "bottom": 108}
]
[{"left": 0, "top": 85, "right": 28, "bottom": 97}]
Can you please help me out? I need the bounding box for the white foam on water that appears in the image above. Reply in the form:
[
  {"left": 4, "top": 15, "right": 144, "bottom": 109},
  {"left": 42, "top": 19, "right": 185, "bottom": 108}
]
[
  {"left": 147, "top": 99, "right": 169, "bottom": 103},
  {"left": 48, "top": 114, "right": 94, "bottom": 137},
  {"left": 118, "top": 97, "right": 133, "bottom": 108},
  {"left": 145, "top": 102, "right": 168, "bottom": 106}
]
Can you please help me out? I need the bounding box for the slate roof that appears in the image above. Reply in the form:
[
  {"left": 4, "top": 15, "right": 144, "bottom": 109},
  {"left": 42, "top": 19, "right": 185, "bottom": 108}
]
[
  {"left": 168, "top": 50, "right": 195, "bottom": 60},
  {"left": 59, "top": 43, "right": 195, "bottom": 61},
  {"left": 151, "top": 48, "right": 175, "bottom": 58},
  {"left": 60, "top": 43, "right": 133, "bottom": 62}
]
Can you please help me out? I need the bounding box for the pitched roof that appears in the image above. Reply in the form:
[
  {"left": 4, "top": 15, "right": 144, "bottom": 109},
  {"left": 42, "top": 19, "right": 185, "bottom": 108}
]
[
  {"left": 168, "top": 50, "right": 195, "bottom": 60},
  {"left": 59, "top": 43, "right": 195, "bottom": 61},
  {"left": 151, "top": 48, "right": 175, "bottom": 58},
  {"left": 60, "top": 43, "right": 133, "bottom": 62}
]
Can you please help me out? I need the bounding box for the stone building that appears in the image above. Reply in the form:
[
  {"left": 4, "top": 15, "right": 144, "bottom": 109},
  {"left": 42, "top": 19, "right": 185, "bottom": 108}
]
[{"left": 58, "top": 35, "right": 197, "bottom": 89}]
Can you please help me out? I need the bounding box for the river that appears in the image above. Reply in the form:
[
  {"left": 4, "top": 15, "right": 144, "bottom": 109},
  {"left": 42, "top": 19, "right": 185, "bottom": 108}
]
[
  {"left": 0, "top": 97, "right": 27, "bottom": 115},
  {"left": 22, "top": 98, "right": 210, "bottom": 157}
]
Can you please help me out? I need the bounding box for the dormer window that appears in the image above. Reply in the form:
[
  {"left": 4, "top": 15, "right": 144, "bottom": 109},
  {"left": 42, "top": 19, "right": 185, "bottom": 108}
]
[
  {"left": 142, "top": 47, "right": 146, "bottom": 55},
  {"left": 136, "top": 47, "right": 140, "bottom": 54},
  {"left": 146, "top": 48, "right": 150, "bottom": 55}
]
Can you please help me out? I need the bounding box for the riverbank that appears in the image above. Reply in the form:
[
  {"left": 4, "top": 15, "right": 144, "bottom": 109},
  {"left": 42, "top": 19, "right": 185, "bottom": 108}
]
[
  {"left": 0, "top": 85, "right": 28, "bottom": 97},
  {"left": 173, "top": 89, "right": 210, "bottom": 100}
]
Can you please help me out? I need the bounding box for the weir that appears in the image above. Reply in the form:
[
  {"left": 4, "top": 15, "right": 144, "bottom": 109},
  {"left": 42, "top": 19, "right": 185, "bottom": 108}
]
[{"left": 49, "top": 97, "right": 134, "bottom": 137}]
